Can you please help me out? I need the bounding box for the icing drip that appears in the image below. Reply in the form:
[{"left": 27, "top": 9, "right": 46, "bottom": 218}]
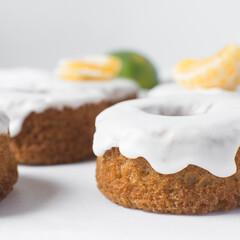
[
  {"left": 0, "top": 111, "right": 9, "bottom": 135},
  {"left": 93, "top": 95, "right": 240, "bottom": 177}
]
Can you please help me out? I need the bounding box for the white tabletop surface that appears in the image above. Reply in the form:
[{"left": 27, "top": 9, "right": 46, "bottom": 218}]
[{"left": 1, "top": 159, "right": 239, "bottom": 240}]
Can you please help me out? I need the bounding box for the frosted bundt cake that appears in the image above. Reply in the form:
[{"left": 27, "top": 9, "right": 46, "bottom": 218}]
[
  {"left": 0, "top": 111, "right": 18, "bottom": 200},
  {"left": 93, "top": 95, "right": 240, "bottom": 214},
  {"left": 0, "top": 67, "right": 137, "bottom": 165}
]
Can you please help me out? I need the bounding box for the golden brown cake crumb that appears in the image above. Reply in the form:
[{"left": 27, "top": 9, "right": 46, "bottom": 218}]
[
  {"left": 0, "top": 134, "right": 18, "bottom": 201},
  {"left": 96, "top": 147, "right": 240, "bottom": 215},
  {"left": 11, "top": 93, "right": 137, "bottom": 165},
  {"left": 11, "top": 102, "right": 106, "bottom": 165}
]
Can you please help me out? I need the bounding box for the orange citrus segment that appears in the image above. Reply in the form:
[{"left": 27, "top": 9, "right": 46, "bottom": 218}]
[
  {"left": 173, "top": 43, "right": 240, "bottom": 91},
  {"left": 57, "top": 55, "right": 122, "bottom": 81}
]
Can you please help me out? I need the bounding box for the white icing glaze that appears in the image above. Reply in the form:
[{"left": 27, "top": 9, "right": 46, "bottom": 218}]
[
  {"left": 0, "top": 111, "right": 9, "bottom": 135},
  {"left": 0, "top": 68, "right": 138, "bottom": 101},
  {"left": 148, "top": 83, "right": 238, "bottom": 97},
  {"left": 0, "top": 68, "right": 138, "bottom": 137},
  {"left": 51, "top": 78, "right": 138, "bottom": 101},
  {"left": 93, "top": 94, "right": 240, "bottom": 177},
  {"left": 0, "top": 89, "right": 105, "bottom": 137}
]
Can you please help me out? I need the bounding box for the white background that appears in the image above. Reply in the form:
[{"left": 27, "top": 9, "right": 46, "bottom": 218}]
[
  {"left": 1, "top": 161, "right": 239, "bottom": 240},
  {"left": 1, "top": 0, "right": 240, "bottom": 73},
  {"left": 1, "top": 1, "right": 240, "bottom": 239}
]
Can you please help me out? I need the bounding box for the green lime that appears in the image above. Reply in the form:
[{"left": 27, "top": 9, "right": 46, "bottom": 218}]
[{"left": 110, "top": 51, "right": 159, "bottom": 89}]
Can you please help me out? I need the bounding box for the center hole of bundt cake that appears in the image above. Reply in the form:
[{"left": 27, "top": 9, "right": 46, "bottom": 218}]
[{"left": 142, "top": 104, "right": 211, "bottom": 117}]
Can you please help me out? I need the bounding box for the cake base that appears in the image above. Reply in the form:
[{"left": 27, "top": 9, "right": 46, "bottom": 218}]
[
  {"left": 0, "top": 134, "right": 18, "bottom": 201},
  {"left": 11, "top": 93, "right": 137, "bottom": 165},
  {"left": 96, "top": 147, "right": 240, "bottom": 215},
  {"left": 11, "top": 102, "right": 106, "bottom": 165}
]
